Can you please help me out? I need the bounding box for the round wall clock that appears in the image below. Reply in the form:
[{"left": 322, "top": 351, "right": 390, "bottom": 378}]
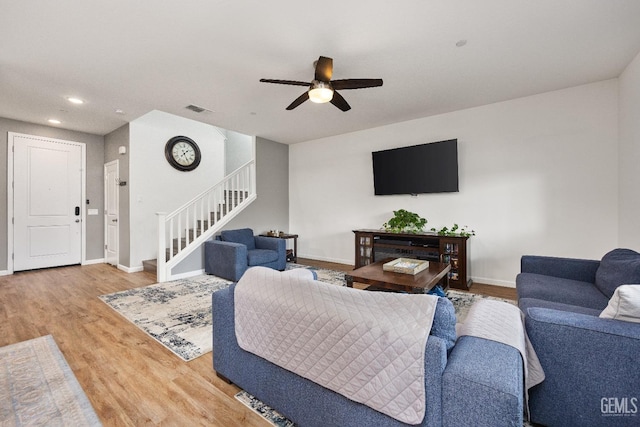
[{"left": 164, "top": 136, "right": 201, "bottom": 171}]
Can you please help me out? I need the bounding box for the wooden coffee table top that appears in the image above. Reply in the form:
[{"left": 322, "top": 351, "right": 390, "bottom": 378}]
[{"left": 345, "top": 258, "right": 451, "bottom": 294}]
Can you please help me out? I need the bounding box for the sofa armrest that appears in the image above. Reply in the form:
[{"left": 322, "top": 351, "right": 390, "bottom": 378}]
[
  {"left": 521, "top": 255, "right": 600, "bottom": 283},
  {"left": 526, "top": 306, "right": 640, "bottom": 348},
  {"left": 255, "top": 236, "right": 285, "bottom": 253},
  {"left": 204, "top": 240, "right": 248, "bottom": 281},
  {"left": 524, "top": 307, "right": 640, "bottom": 426},
  {"left": 443, "top": 336, "right": 523, "bottom": 427},
  {"left": 212, "top": 284, "right": 236, "bottom": 379}
]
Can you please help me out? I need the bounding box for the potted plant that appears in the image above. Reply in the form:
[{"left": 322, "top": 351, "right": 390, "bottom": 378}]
[
  {"left": 431, "top": 223, "right": 475, "bottom": 237},
  {"left": 382, "top": 209, "right": 428, "bottom": 233}
]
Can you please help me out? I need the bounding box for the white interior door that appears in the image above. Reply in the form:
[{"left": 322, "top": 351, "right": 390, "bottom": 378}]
[
  {"left": 13, "top": 135, "right": 83, "bottom": 271},
  {"left": 104, "top": 160, "right": 119, "bottom": 266}
]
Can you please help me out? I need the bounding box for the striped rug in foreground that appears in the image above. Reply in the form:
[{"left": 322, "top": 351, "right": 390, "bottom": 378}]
[{"left": 0, "top": 335, "right": 101, "bottom": 426}]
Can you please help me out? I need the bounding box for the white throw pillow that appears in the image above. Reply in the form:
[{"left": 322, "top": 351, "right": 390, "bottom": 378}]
[{"left": 599, "top": 285, "right": 640, "bottom": 323}]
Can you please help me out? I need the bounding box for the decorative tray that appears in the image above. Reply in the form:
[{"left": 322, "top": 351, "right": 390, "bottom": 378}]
[{"left": 383, "top": 258, "right": 429, "bottom": 275}]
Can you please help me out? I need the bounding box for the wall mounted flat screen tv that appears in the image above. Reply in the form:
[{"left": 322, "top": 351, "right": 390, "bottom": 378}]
[{"left": 372, "top": 139, "right": 459, "bottom": 195}]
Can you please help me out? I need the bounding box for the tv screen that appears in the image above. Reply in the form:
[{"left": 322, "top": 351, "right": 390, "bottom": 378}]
[{"left": 372, "top": 139, "right": 459, "bottom": 195}]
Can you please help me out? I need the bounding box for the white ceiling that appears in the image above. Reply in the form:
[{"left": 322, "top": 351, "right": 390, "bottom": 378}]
[{"left": 2, "top": 0, "right": 640, "bottom": 144}]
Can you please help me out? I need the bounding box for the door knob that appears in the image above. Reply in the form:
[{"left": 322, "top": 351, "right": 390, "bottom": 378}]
[{"left": 112, "top": 219, "right": 118, "bottom": 222}]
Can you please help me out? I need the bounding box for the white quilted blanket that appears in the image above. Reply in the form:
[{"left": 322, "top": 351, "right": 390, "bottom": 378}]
[
  {"left": 456, "top": 299, "right": 545, "bottom": 418},
  {"left": 234, "top": 266, "right": 439, "bottom": 424}
]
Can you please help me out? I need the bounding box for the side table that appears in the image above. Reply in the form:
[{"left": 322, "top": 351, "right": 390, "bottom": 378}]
[{"left": 260, "top": 233, "right": 298, "bottom": 263}]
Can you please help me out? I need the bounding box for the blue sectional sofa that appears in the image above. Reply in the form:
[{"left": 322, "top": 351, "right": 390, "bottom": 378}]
[
  {"left": 517, "top": 249, "right": 640, "bottom": 427},
  {"left": 213, "top": 277, "right": 525, "bottom": 427}
]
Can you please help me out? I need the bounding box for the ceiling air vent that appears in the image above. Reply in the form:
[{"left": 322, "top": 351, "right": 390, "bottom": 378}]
[{"left": 185, "top": 104, "right": 213, "bottom": 114}]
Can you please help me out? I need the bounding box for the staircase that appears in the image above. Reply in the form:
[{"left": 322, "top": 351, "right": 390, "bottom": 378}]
[{"left": 148, "top": 160, "right": 256, "bottom": 282}]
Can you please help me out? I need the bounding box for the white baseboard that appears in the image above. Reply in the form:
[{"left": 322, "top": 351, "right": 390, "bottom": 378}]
[
  {"left": 297, "top": 253, "right": 353, "bottom": 267},
  {"left": 82, "top": 258, "right": 105, "bottom": 265},
  {"left": 0, "top": 270, "right": 10, "bottom": 276},
  {"left": 168, "top": 269, "right": 206, "bottom": 281},
  {"left": 471, "top": 276, "right": 516, "bottom": 288},
  {"left": 117, "top": 264, "right": 144, "bottom": 273}
]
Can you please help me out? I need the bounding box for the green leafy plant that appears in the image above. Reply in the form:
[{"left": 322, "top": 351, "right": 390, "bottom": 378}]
[
  {"left": 382, "top": 209, "right": 427, "bottom": 233},
  {"left": 431, "top": 223, "right": 476, "bottom": 237}
]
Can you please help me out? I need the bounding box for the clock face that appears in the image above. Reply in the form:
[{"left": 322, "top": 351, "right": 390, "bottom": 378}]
[{"left": 165, "top": 136, "right": 201, "bottom": 171}]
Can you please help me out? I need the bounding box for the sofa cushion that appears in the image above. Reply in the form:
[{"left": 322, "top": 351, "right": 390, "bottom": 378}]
[
  {"left": 595, "top": 248, "right": 640, "bottom": 298},
  {"left": 247, "top": 249, "right": 278, "bottom": 266},
  {"left": 516, "top": 273, "right": 609, "bottom": 310},
  {"left": 599, "top": 285, "right": 640, "bottom": 323},
  {"left": 221, "top": 228, "right": 255, "bottom": 250},
  {"left": 519, "top": 297, "right": 602, "bottom": 317}
]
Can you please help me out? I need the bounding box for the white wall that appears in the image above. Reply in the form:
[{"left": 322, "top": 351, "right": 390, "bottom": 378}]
[
  {"left": 290, "top": 80, "right": 619, "bottom": 287},
  {"left": 129, "top": 110, "right": 226, "bottom": 268},
  {"left": 225, "top": 130, "right": 253, "bottom": 174},
  {"left": 618, "top": 51, "right": 640, "bottom": 250}
]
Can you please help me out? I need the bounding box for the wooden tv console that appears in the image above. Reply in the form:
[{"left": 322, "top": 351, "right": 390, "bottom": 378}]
[{"left": 353, "top": 229, "right": 472, "bottom": 290}]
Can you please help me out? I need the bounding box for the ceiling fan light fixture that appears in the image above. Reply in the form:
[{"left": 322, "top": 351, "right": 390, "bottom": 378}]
[{"left": 308, "top": 80, "right": 334, "bottom": 103}]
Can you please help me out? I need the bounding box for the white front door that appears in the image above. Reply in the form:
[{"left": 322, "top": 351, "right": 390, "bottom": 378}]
[
  {"left": 12, "top": 134, "right": 84, "bottom": 271},
  {"left": 104, "top": 160, "right": 119, "bottom": 266}
]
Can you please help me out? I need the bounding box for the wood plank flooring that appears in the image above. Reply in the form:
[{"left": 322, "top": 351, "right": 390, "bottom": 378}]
[
  {"left": 0, "top": 264, "right": 262, "bottom": 427},
  {"left": 0, "top": 259, "right": 516, "bottom": 426}
]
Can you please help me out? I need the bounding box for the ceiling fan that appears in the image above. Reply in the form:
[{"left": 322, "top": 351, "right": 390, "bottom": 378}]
[{"left": 259, "top": 56, "right": 383, "bottom": 111}]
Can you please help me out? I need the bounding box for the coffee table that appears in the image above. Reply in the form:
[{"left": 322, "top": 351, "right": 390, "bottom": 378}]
[{"left": 345, "top": 258, "right": 451, "bottom": 294}]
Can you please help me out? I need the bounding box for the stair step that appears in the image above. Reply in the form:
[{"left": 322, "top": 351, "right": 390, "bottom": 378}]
[
  {"left": 224, "top": 190, "right": 249, "bottom": 201},
  {"left": 142, "top": 259, "right": 157, "bottom": 273},
  {"left": 197, "top": 211, "right": 227, "bottom": 230},
  {"left": 187, "top": 228, "right": 204, "bottom": 240},
  {"left": 156, "top": 190, "right": 252, "bottom": 277},
  {"left": 171, "top": 228, "right": 205, "bottom": 248}
]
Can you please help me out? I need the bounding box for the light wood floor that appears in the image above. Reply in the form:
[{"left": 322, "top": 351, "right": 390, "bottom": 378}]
[{"left": 0, "top": 259, "right": 516, "bottom": 426}]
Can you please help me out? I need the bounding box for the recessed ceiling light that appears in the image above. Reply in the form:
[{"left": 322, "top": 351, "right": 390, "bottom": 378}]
[
  {"left": 115, "top": 109, "right": 125, "bottom": 115},
  {"left": 48, "top": 119, "right": 61, "bottom": 124},
  {"left": 456, "top": 39, "right": 467, "bottom": 47},
  {"left": 67, "top": 97, "right": 84, "bottom": 104}
]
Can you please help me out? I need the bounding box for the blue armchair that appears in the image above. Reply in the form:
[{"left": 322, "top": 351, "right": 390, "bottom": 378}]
[
  {"left": 204, "top": 228, "right": 286, "bottom": 281},
  {"left": 516, "top": 249, "right": 640, "bottom": 427}
]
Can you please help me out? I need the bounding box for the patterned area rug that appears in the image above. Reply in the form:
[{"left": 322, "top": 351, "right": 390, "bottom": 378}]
[
  {"left": 0, "top": 335, "right": 101, "bottom": 426},
  {"left": 235, "top": 391, "right": 294, "bottom": 427},
  {"left": 99, "top": 275, "right": 232, "bottom": 361},
  {"left": 446, "top": 289, "right": 515, "bottom": 322},
  {"left": 99, "top": 264, "right": 513, "bottom": 362}
]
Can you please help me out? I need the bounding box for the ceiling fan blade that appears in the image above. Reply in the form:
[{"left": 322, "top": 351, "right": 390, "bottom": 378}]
[
  {"left": 314, "top": 56, "right": 333, "bottom": 82},
  {"left": 331, "top": 79, "right": 383, "bottom": 90},
  {"left": 330, "top": 91, "right": 351, "bottom": 111},
  {"left": 260, "top": 79, "right": 310, "bottom": 87},
  {"left": 286, "top": 92, "right": 310, "bottom": 110}
]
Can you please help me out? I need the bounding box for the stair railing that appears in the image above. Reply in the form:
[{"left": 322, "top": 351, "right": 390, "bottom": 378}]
[{"left": 156, "top": 160, "right": 256, "bottom": 282}]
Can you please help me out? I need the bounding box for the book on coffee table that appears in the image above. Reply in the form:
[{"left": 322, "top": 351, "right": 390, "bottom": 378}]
[{"left": 383, "top": 258, "right": 429, "bottom": 275}]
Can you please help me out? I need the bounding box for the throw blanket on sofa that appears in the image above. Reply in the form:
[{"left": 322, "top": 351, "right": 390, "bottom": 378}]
[
  {"left": 234, "top": 266, "right": 439, "bottom": 425},
  {"left": 457, "top": 299, "right": 545, "bottom": 414}
]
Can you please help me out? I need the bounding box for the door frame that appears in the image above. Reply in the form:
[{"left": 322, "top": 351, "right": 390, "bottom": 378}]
[
  {"left": 6, "top": 132, "right": 87, "bottom": 274},
  {"left": 104, "top": 160, "right": 119, "bottom": 266}
]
